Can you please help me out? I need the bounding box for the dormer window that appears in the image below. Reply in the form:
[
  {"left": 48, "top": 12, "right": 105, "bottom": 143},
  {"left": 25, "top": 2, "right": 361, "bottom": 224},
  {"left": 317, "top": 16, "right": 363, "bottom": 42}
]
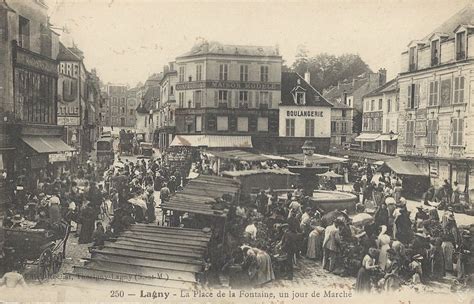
[
  {"left": 409, "top": 46, "right": 417, "bottom": 71},
  {"left": 456, "top": 31, "right": 466, "bottom": 60},
  {"left": 296, "top": 92, "right": 305, "bottom": 105},
  {"left": 431, "top": 39, "right": 440, "bottom": 66}
]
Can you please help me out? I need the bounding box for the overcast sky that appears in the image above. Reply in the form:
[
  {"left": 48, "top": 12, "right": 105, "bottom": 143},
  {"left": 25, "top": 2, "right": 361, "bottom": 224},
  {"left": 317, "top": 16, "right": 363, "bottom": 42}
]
[{"left": 46, "top": 0, "right": 470, "bottom": 86}]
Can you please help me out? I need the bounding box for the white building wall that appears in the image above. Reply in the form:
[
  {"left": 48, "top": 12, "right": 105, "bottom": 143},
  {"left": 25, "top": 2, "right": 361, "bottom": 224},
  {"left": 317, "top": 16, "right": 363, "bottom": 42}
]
[{"left": 279, "top": 106, "right": 331, "bottom": 137}]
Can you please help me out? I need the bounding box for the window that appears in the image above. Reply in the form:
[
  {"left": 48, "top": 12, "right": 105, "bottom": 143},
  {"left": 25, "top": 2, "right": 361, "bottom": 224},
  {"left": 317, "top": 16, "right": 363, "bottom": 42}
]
[
  {"left": 240, "top": 65, "right": 248, "bottom": 82},
  {"left": 196, "top": 116, "right": 202, "bottom": 132},
  {"left": 406, "top": 120, "right": 415, "bottom": 146},
  {"left": 341, "top": 121, "right": 347, "bottom": 133},
  {"left": 409, "top": 46, "right": 416, "bottom": 71},
  {"left": 239, "top": 91, "right": 248, "bottom": 107},
  {"left": 342, "top": 110, "right": 346, "bottom": 117},
  {"left": 296, "top": 92, "right": 305, "bottom": 105},
  {"left": 219, "top": 64, "right": 228, "bottom": 81},
  {"left": 305, "top": 119, "right": 315, "bottom": 137},
  {"left": 217, "top": 116, "right": 228, "bottom": 131},
  {"left": 369, "top": 118, "right": 373, "bottom": 131},
  {"left": 179, "top": 66, "right": 185, "bottom": 82},
  {"left": 260, "top": 91, "right": 270, "bottom": 107},
  {"left": 260, "top": 66, "right": 269, "bottom": 82},
  {"left": 440, "top": 79, "right": 452, "bottom": 106},
  {"left": 18, "top": 16, "right": 30, "bottom": 49},
  {"left": 218, "top": 90, "right": 228, "bottom": 103},
  {"left": 427, "top": 119, "right": 438, "bottom": 146},
  {"left": 121, "top": 107, "right": 125, "bottom": 114},
  {"left": 385, "top": 118, "right": 390, "bottom": 133},
  {"left": 170, "top": 86, "right": 174, "bottom": 95},
  {"left": 178, "top": 92, "right": 185, "bottom": 108},
  {"left": 257, "top": 117, "right": 268, "bottom": 132},
  {"left": 451, "top": 118, "right": 464, "bottom": 146},
  {"left": 363, "top": 118, "right": 368, "bottom": 131},
  {"left": 331, "top": 121, "right": 337, "bottom": 133},
  {"left": 285, "top": 119, "right": 295, "bottom": 136},
  {"left": 196, "top": 65, "right": 202, "bottom": 81},
  {"left": 454, "top": 76, "right": 465, "bottom": 104},
  {"left": 456, "top": 31, "right": 466, "bottom": 60},
  {"left": 194, "top": 90, "right": 202, "bottom": 106},
  {"left": 387, "top": 99, "right": 391, "bottom": 112},
  {"left": 429, "top": 81, "right": 439, "bottom": 106},
  {"left": 237, "top": 117, "right": 248, "bottom": 132},
  {"left": 370, "top": 100, "right": 375, "bottom": 111},
  {"left": 129, "top": 109, "right": 133, "bottom": 115},
  {"left": 431, "top": 39, "right": 440, "bottom": 66},
  {"left": 408, "top": 84, "right": 419, "bottom": 109},
  {"left": 378, "top": 99, "right": 383, "bottom": 110}
]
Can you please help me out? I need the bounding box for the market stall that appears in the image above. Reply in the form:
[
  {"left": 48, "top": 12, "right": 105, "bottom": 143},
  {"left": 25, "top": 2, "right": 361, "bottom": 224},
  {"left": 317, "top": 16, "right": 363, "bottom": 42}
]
[{"left": 66, "top": 224, "right": 211, "bottom": 289}]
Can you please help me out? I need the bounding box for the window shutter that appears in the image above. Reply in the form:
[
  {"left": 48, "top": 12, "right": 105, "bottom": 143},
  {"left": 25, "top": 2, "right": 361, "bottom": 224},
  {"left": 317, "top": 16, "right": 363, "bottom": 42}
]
[
  {"left": 269, "top": 92, "right": 273, "bottom": 108},
  {"left": 255, "top": 91, "right": 260, "bottom": 108},
  {"left": 235, "top": 91, "right": 239, "bottom": 107},
  {"left": 459, "top": 118, "right": 464, "bottom": 146},
  {"left": 407, "top": 85, "right": 412, "bottom": 108},
  {"left": 249, "top": 91, "right": 253, "bottom": 108},
  {"left": 228, "top": 90, "right": 232, "bottom": 107},
  {"left": 415, "top": 84, "right": 420, "bottom": 108},
  {"left": 214, "top": 91, "right": 218, "bottom": 107}
]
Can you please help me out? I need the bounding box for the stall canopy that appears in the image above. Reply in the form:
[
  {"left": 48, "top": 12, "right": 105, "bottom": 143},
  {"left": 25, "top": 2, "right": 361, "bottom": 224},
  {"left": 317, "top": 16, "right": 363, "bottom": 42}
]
[
  {"left": 21, "top": 136, "right": 75, "bottom": 153},
  {"left": 221, "top": 168, "right": 297, "bottom": 177},
  {"left": 170, "top": 135, "right": 252, "bottom": 148},
  {"left": 379, "top": 157, "right": 426, "bottom": 176},
  {"left": 355, "top": 133, "right": 381, "bottom": 142},
  {"left": 65, "top": 224, "right": 211, "bottom": 289},
  {"left": 161, "top": 175, "right": 241, "bottom": 218},
  {"left": 329, "top": 147, "right": 396, "bottom": 164},
  {"left": 283, "top": 153, "right": 348, "bottom": 165},
  {"left": 206, "top": 150, "right": 287, "bottom": 162}
]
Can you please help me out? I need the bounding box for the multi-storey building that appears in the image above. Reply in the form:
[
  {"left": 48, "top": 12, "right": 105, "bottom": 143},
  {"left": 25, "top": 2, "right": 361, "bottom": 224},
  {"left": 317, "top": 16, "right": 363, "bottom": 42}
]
[
  {"left": 126, "top": 88, "right": 138, "bottom": 127},
  {"left": 171, "top": 40, "right": 282, "bottom": 151},
  {"left": 135, "top": 73, "right": 161, "bottom": 143},
  {"left": 106, "top": 84, "right": 129, "bottom": 127},
  {"left": 324, "top": 69, "right": 387, "bottom": 137},
  {"left": 358, "top": 79, "right": 399, "bottom": 154},
  {"left": 0, "top": 0, "right": 74, "bottom": 201},
  {"left": 279, "top": 71, "right": 332, "bottom": 154},
  {"left": 157, "top": 63, "right": 178, "bottom": 150},
  {"left": 397, "top": 4, "right": 474, "bottom": 198},
  {"left": 328, "top": 98, "right": 353, "bottom": 147}
]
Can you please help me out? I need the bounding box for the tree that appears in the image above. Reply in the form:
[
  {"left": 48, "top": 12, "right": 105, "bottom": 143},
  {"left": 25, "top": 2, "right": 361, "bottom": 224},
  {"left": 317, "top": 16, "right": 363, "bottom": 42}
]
[{"left": 291, "top": 51, "right": 372, "bottom": 91}]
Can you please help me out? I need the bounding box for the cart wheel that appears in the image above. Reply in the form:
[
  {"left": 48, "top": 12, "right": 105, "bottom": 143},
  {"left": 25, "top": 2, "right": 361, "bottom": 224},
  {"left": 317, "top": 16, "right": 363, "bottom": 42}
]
[
  {"left": 37, "top": 248, "right": 53, "bottom": 282},
  {"left": 52, "top": 252, "right": 63, "bottom": 274}
]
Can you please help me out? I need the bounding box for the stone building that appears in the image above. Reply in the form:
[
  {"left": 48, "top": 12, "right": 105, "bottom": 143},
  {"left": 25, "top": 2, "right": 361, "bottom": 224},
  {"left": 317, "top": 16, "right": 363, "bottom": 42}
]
[
  {"left": 171, "top": 40, "right": 282, "bottom": 151},
  {"left": 156, "top": 62, "right": 178, "bottom": 150},
  {"left": 358, "top": 78, "right": 399, "bottom": 154},
  {"left": 278, "top": 71, "right": 332, "bottom": 154},
  {"left": 106, "top": 84, "right": 129, "bottom": 128},
  {"left": 396, "top": 3, "right": 474, "bottom": 198}
]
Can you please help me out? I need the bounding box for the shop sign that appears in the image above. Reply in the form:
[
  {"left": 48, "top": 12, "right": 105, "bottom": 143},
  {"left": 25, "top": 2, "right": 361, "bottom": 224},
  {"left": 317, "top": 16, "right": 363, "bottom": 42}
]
[
  {"left": 176, "top": 81, "right": 281, "bottom": 91},
  {"left": 58, "top": 116, "right": 80, "bottom": 126},
  {"left": 286, "top": 110, "right": 324, "bottom": 118},
  {"left": 49, "top": 153, "right": 68, "bottom": 163},
  {"left": 185, "top": 116, "right": 194, "bottom": 124},
  {"left": 15, "top": 47, "right": 58, "bottom": 76}
]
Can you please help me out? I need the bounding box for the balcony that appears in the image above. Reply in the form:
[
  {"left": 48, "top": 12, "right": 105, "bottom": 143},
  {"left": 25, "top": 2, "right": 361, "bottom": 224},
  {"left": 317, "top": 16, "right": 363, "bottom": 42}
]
[
  {"left": 431, "top": 57, "right": 439, "bottom": 66},
  {"left": 456, "top": 51, "right": 466, "bottom": 61}
]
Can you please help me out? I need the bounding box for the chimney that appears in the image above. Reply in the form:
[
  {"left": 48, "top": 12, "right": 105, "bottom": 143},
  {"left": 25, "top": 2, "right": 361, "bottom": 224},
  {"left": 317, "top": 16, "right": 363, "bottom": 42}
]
[
  {"left": 378, "top": 68, "right": 387, "bottom": 86},
  {"left": 163, "top": 65, "right": 169, "bottom": 74},
  {"left": 304, "top": 71, "right": 311, "bottom": 84}
]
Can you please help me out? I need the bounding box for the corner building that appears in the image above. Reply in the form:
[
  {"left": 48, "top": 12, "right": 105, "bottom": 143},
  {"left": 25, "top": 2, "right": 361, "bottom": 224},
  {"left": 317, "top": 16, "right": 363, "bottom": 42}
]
[{"left": 173, "top": 41, "right": 282, "bottom": 151}]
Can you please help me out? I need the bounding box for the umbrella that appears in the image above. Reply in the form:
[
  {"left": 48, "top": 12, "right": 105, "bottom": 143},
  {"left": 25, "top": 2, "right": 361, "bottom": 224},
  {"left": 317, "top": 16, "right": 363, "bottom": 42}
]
[
  {"left": 374, "top": 160, "right": 385, "bottom": 166},
  {"left": 317, "top": 171, "right": 343, "bottom": 178},
  {"left": 352, "top": 213, "right": 374, "bottom": 227},
  {"left": 321, "top": 210, "right": 343, "bottom": 227}
]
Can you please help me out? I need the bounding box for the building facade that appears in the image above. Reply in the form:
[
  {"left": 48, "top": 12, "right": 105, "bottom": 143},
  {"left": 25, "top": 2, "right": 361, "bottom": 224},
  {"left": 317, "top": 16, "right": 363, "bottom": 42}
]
[
  {"left": 157, "top": 63, "right": 178, "bottom": 150},
  {"left": 278, "top": 72, "right": 332, "bottom": 154},
  {"left": 126, "top": 88, "right": 137, "bottom": 127},
  {"left": 0, "top": 0, "right": 74, "bottom": 204},
  {"left": 173, "top": 41, "right": 282, "bottom": 152},
  {"left": 328, "top": 99, "right": 353, "bottom": 147},
  {"left": 358, "top": 79, "right": 399, "bottom": 154},
  {"left": 396, "top": 4, "right": 474, "bottom": 199},
  {"left": 106, "top": 84, "right": 129, "bottom": 128}
]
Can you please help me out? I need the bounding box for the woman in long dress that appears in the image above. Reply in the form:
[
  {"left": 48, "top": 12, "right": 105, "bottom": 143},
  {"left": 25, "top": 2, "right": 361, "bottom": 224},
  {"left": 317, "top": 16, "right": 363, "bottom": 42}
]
[
  {"left": 441, "top": 235, "right": 454, "bottom": 273},
  {"left": 252, "top": 247, "right": 275, "bottom": 285},
  {"left": 306, "top": 226, "right": 325, "bottom": 260},
  {"left": 356, "top": 248, "right": 379, "bottom": 292},
  {"left": 79, "top": 203, "right": 96, "bottom": 244}
]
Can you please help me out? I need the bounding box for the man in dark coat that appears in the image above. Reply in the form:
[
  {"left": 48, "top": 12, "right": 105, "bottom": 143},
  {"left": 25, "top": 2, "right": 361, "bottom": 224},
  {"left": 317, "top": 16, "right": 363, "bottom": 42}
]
[{"left": 279, "top": 225, "right": 299, "bottom": 280}]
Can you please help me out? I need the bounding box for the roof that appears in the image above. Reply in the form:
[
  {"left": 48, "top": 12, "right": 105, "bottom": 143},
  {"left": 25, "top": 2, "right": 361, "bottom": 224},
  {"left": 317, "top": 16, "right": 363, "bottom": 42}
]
[
  {"left": 363, "top": 78, "right": 398, "bottom": 98},
  {"left": 205, "top": 149, "right": 284, "bottom": 162},
  {"left": 57, "top": 42, "right": 81, "bottom": 61},
  {"left": 422, "top": 4, "right": 474, "bottom": 41},
  {"left": 379, "top": 157, "right": 427, "bottom": 177},
  {"left": 170, "top": 135, "right": 253, "bottom": 149},
  {"left": 222, "top": 168, "right": 297, "bottom": 177},
  {"left": 161, "top": 175, "right": 241, "bottom": 217},
  {"left": 280, "top": 72, "right": 332, "bottom": 107},
  {"left": 329, "top": 147, "right": 397, "bottom": 164},
  {"left": 178, "top": 41, "right": 280, "bottom": 59},
  {"left": 66, "top": 224, "right": 211, "bottom": 289},
  {"left": 355, "top": 133, "right": 381, "bottom": 142}
]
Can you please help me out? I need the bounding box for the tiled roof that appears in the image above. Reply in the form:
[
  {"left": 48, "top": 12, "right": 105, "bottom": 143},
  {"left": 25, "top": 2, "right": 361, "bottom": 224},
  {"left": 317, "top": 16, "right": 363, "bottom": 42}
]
[
  {"left": 280, "top": 72, "right": 332, "bottom": 107},
  {"left": 422, "top": 4, "right": 474, "bottom": 41},
  {"left": 323, "top": 75, "right": 369, "bottom": 102},
  {"left": 57, "top": 42, "right": 81, "bottom": 61},
  {"left": 178, "top": 41, "right": 280, "bottom": 58},
  {"left": 364, "top": 78, "right": 398, "bottom": 98}
]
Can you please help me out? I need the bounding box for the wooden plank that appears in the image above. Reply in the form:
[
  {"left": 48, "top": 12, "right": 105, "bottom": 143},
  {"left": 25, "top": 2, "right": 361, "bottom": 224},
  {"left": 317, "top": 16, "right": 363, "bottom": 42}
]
[
  {"left": 104, "top": 243, "right": 204, "bottom": 259},
  {"left": 120, "top": 231, "right": 209, "bottom": 247},
  {"left": 115, "top": 238, "right": 207, "bottom": 252}
]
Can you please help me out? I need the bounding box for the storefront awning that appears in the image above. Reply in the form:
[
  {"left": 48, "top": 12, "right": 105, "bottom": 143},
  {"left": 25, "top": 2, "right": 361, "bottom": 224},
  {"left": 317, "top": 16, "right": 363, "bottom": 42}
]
[
  {"left": 22, "top": 136, "right": 75, "bottom": 153},
  {"left": 380, "top": 157, "right": 426, "bottom": 176},
  {"left": 377, "top": 134, "right": 399, "bottom": 141},
  {"left": 355, "top": 133, "right": 381, "bottom": 142},
  {"left": 170, "top": 135, "right": 252, "bottom": 148}
]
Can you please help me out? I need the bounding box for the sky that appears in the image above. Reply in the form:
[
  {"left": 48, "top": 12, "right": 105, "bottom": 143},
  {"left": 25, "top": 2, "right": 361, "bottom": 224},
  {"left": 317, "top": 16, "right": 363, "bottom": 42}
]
[{"left": 46, "top": 0, "right": 471, "bottom": 86}]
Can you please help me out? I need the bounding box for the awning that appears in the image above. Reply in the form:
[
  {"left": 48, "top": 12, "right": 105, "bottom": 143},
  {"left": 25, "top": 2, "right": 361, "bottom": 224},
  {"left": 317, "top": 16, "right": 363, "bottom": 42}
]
[
  {"left": 170, "top": 135, "right": 252, "bottom": 148},
  {"left": 355, "top": 133, "right": 381, "bottom": 142},
  {"left": 377, "top": 134, "right": 399, "bottom": 141},
  {"left": 380, "top": 157, "right": 426, "bottom": 176},
  {"left": 206, "top": 150, "right": 286, "bottom": 162},
  {"left": 22, "top": 136, "right": 75, "bottom": 153},
  {"left": 283, "top": 153, "right": 348, "bottom": 164}
]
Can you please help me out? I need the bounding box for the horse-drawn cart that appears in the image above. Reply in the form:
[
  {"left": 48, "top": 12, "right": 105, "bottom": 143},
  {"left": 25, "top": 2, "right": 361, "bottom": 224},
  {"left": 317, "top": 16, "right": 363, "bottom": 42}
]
[{"left": 2, "top": 223, "right": 70, "bottom": 282}]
